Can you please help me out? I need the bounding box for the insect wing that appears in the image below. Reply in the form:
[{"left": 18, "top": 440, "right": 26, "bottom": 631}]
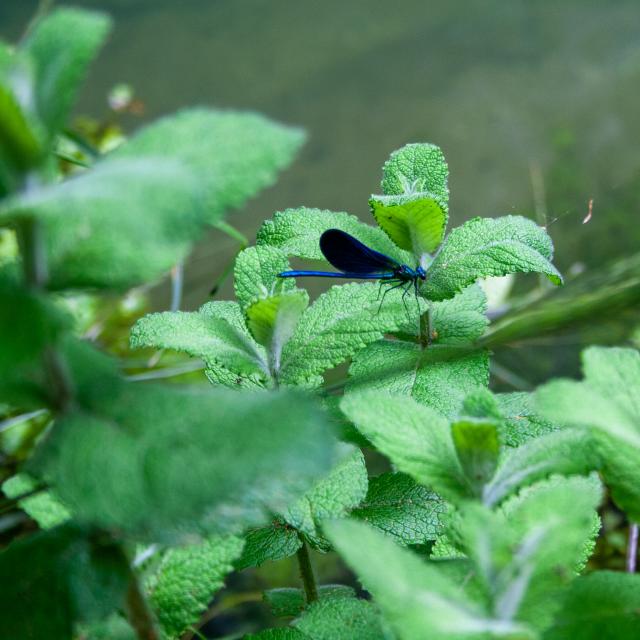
[{"left": 319, "top": 229, "right": 400, "bottom": 274}]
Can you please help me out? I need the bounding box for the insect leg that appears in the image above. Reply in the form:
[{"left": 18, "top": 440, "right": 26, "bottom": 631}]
[{"left": 377, "top": 279, "right": 404, "bottom": 313}]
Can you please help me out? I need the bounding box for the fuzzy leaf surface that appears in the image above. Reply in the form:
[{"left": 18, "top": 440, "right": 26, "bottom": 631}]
[
  {"left": 293, "top": 596, "right": 389, "bottom": 640},
  {"left": 113, "top": 108, "right": 304, "bottom": 223},
  {"left": 490, "top": 476, "right": 601, "bottom": 630},
  {"left": 264, "top": 585, "right": 355, "bottom": 618},
  {"left": 0, "top": 157, "right": 206, "bottom": 289},
  {"left": 370, "top": 194, "right": 447, "bottom": 256},
  {"left": 535, "top": 346, "right": 640, "bottom": 519},
  {"left": 351, "top": 472, "right": 446, "bottom": 546},
  {"left": 482, "top": 428, "right": 599, "bottom": 507},
  {"left": 2, "top": 473, "right": 70, "bottom": 529},
  {"left": 22, "top": 8, "right": 112, "bottom": 135},
  {"left": 423, "top": 216, "right": 562, "bottom": 301},
  {"left": 131, "top": 301, "right": 269, "bottom": 388},
  {"left": 279, "top": 283, "right": 408, "bottom": 387},
  {"left": 284, "top": 447, "right": 368, "bottom": 549},
  {"left": 380, "top": 143, "right": 449, "bottom": 205},
  {"left": 236, "top": 522, "right": 302, "bottom": 570},
  {"left": 326, "top": 519, "right": 529, "bottom": 640},
  {"left": 544, "top": 571, "right": 640, "bottom": 640},
  {"left": 340, "top": 391, "right": 468, "bottom": 503},
  {"left": 246, "top": 291, "right": 308, "bottom": 353},
  {"left": 37, "top": 347, "right": 336, "bottom": 541},
  {"left": 496, "top": 392, "right": 556, "bottom": 447},
  {"left": 148, "top": 535, "right": 244, "bottom": 639},
  {"left": 347, "top": 284, "right": 489, "bottom": 418},
  {"left": 234, "top": 245, "right": 295, "bottom": 312},
  {"left": 256, "top": 207, "right": 411, "bottom": 265}
]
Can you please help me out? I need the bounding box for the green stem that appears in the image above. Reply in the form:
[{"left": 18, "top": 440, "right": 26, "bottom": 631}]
[
  {"left": 125, "top": 571, "right": 160, "bottom": 640},
  {"left": 18, "top": 217, "right": 74, "bottom": 411},
  {"left": 296, "top": 538, "right": 319, "bottom": 603},
  {"left": 627, "top": 523, "right": 638, "bottom": 573}
]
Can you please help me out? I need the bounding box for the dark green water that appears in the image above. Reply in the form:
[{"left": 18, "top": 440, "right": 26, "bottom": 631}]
[{"left": 2, "top": 0, "right": 639, "bottom": 312}]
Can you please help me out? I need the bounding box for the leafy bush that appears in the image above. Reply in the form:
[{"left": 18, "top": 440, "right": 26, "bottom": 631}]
[{"left": 1, "top": 7, "right": 639, "bottom": 640}]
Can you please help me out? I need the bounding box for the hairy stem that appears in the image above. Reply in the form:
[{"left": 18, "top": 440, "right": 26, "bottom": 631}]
[
  {"left": 125, "top": 572, "right": 160, "bottom": 640},
  {"left": 296, "top": 538, "right": 318, "bottom": 603},
  {"left": 627, "top": 523, "right": 638, "bottom": 573}
]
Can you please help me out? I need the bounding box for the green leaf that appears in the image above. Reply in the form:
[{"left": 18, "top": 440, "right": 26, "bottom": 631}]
[
  {"left": 347, "top": 284, "right": 489, "bottom": 418},
  {"left": 326, "top": 519, "right": 530, "bottom": 640},
  {"left": 293, "top": 596, "right": 389, "bottom": 640},
  {"left": 351, "top": 472, "right": 446, "bottom": 546},
  {"left": 429, "top": 283, "right": 488, "bottom": 344},
  {"left": 340, "top": 391, "right": 468, "bottom": 503},
  {"left": 264, "top": 585, "right": 356, "bottom": 618},
  {"left": 37, "top": 345, "right": 336, "bottom": 541},
  {"left": 0, "top": 525, "right": 129, "bottom": 640},
  {"left": 246, "top": 291, "right": 309, "bottom": 371},
  {"left": 423, "top": 215, "right": 563, "bottom": 301},
  {"left": 77, "top": 614, "right": 135, "bottom": 640},
  {"left": 445, "top": 476, "right": 601, "bottom": 632},
  {"left": 256, "top": 207, "right": 411, "bottom": 266},
  {"left": 451, "top": 419, "right": 500, "bottom": 498},
  {"left": 234, "top": 245, "right": 296, "bottom": 314},
  {"left": 535, "top": 346, "right": 640, "bottom": 519},
  {"left": 0, "top": 272, "right": 69, "bottom": 405},
  {"left": 131, "top": 301, "right": 270, "bottom": 388},
  {"left": 0, "top": 157, "right": 207, "bottom": 290},
  {"left": 544, "top": 571, "right": 640, "bottom": 640},
  {"left": 284, "top": 447, "right": 368, "bottom": 549},
  {"left": 380, "top": 143, "right": 449, "bottom": 205},
  {"left": 236, "top": 521, "right": 302, "bottom": 570},
  {"left": 495, "top": 476, "right": 602, "bottom": 630},
  {"left": 112, "top": 108, "right": 305, "bottom": 224},
  {"left": 279, "top": 282, "right": 412, "bottom": 387},
  {"left": 482, "top": 428, "right": 599, "bottom": 507},
  {"left": 370, "top": 194, "right": 447, "bottom": 256},
  {"left": 347, "top": 341, "right": 489, "bottom": 419},
  {"left": 496, "top": 392, "right": 556, "bottom": 447},
  {"left": 2, "top": 473, "right": 70, "bottom": 529},
  {"left": 22, "top": 8, "right": 112, "bottom": 135},
  {"left": 0, "top": 81, "right": 43, "bottom": 175},
  {"left": 147, "top": 535, "right": 244, "bottom": 639}
]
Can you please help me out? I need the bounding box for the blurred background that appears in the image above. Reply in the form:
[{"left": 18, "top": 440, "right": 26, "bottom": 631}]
[
  {"left": 2, "top": 1, "right": 639, "bottom": 634},
  {"left": 3, "top": 0, "right": 640, "bottom": 305}
]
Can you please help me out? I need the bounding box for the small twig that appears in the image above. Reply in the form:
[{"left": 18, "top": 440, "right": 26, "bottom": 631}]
[
  {"left": 125, "top": 361, "right": 204, "bottom": 382},
  {"left": 627, "top": 523, "right": 638, "bottom": 573},
  {"left": 19, "top": 0, "right": 53, "bottom": 44},
  {"left": 583, "top": 198, "right": 594, "bottom": 224},
  {"left": 296, "top": 538, "right": 318, "bottom": 604},
  {"left": 490, "top": 361, "right": 533, "bottom": 391},
  {"left": 0, "top": 409, "right": 47, "bottom": 434},
  {"left": 125, "top": 571, "right": 160, "bottom": 640},
  {"left": 209, "top": 221, "right": 249, "bottom": 297},
  {"left": 170, "top": 262, "right": 185, "bottom": 311}
]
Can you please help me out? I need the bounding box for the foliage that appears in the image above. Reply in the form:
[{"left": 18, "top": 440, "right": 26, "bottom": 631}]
[{"left": 0, "top": 6, "right": 637, "bottom": 640}]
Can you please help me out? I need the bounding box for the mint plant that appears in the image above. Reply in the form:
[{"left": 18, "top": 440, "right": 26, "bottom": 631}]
[{"left": 2, "top": 6, "right": 639, "bottom": 640}]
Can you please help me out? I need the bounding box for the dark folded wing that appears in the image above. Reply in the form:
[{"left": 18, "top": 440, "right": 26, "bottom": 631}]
[{"left": 319, "top": 229, "right": 400, "bottom": 274}]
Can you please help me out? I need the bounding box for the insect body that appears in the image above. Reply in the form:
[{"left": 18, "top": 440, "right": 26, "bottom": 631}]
[{"left": 278, "top": 229, "right": 425, "bottom": 311}]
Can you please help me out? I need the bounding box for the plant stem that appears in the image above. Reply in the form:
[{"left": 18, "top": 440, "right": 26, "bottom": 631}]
[
  {"left": 18, "top": 217, "right": 75, "bottom": 411},
  {"left": 170, "top": 261, "right": 184, "bottom": 311},
  {"left": 627, "top": 523, "right": 638, "bottom": 573},
  {"left": 125, "top": 572, "right": 160, "bottom": 640},
  {"left": 296, "top": 538, "right": 318, "bottom": 603}
]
